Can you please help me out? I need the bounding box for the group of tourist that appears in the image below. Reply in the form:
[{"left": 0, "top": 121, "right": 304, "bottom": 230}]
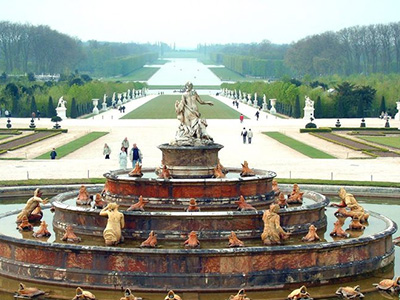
[
  {"left": 103, "top": 137, "right": 143, "bottom": 169},
  {"left": 240, "top": 127, "right": 253, "bottom": 144}
]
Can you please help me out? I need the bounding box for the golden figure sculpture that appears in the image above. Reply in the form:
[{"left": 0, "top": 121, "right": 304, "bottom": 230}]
[
  {"left": 76, "top": 185, "right": 91, "bottom": 205},
  {"left": 235, "top": 195, "right": 256, "bottom": 211},
  {"left": 228, "top": 231, "right": 245, "bottom": 247},
  {"left": 128, "top": 162, "right": 143, "bottom": 177},
  {"left": 287, "top": 183, "right": 303, "bottom": 204},
  {"left": 275, "top": 192, "right": 288, "bottom": 208},
  {"left": 348, "top": 216, "right": 365, "bottom": 231},
  {"left": 261, "top": 204, "right": 290, "bottom": 245},
  {"left": 186, "top": 198, "right": 200, "bottom": 212},
  {"left": 16, "top": 188, "right": 48, "bottom": 223},
  {"left": 301, "top": 224, "right": 320, "bottom": 242},
  {"left": 374, "top": 277, "right": 400, "bottom": 293},
  {"left": 332, "top": 188, "right": 369, "bottom": 223},
  {"left": 72, "top": 287, "right": 96, "bottom": 300},
  {"left": 156, "top": 164, "right": 172, "bottom": 179},
  {"left": 330, "top": 220, "right": 349, "bottom": 238},
  {"left": 99, "top": 203, "right": 125, "bottom": 246},
  {"left": 61, "top": 225, "right": 81, "bottom": 243},
  {"left": 17, "top": 215, "right": 33, "bottom": 231},
  {"left": 184, "top": 231, "right": 200, "bottom": 248},
  {"left": 240, "top": 161, "right": 255, "bottom": 177},
  {"left": 164, "top": 290, "right": 182, "bottom": 300},
  {"left": 228, "top": 289, "right": 251, "bottom": 300},
  {"left": 120, "top": 288, "right": 140, "bottom": 300},
  {"left": 213, "top": 164, "right": 226, "bottom": 178},
  {"left": 272, "top": 180, "right": 281, "bottom": 196},
  {"left": 287, "top": 286, "right": 312, "bottom": 300},
  {"left": 127, "top": 195, "right": 148, "bottom": 211},
  {"left": 140, "top": 231, "right": 157, "bottom": 248},
  {"left": 33, "top": 220, "right": 51, "bottom": 238},
  {"left": 93, "top": 193, "right": 106, "bottom": 209}
]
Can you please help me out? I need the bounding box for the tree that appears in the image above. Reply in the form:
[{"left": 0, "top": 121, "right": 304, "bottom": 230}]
[
  {"left": 380, "top": 96, "right": 387, "bottom": 114},
  {"left": 293, "top": 95, "right": 301, "bottom": 118},
  {"left": 315, "top": 96, "right": 322, "bottom": 118},
  {"left": 47, "top": 96, "right": 56, "bottom": 117},
  {"left": 335, "top": 82, "right": 356, "bottom": 118},
  {"left": 70, "top": 97, "right": 78, "bottom": 118},
  {"left": 30, "top": 96, "right": 37, "bottom": 115}
]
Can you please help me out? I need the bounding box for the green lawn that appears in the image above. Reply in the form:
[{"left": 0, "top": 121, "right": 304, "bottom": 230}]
[
  {"left": 0, "top": 135, "right": 10, "bottom": 140},
  {"left": 35, "top": 131, "right": 108, "bottom": 159},
  {"left": 359, "top": 136, "right": 400, "bottom": 149},
  {"left": 264, "top": 132, "right": 336, "bottom": 159},
  {"left": 121, "top": 95, "right": 242, "bottom": 119},
  {"left": 209, "top": 67, "right": 246, "bottom": 81},
  {"left": 101, "top": 67, "right": 159, "bottom": 81}
]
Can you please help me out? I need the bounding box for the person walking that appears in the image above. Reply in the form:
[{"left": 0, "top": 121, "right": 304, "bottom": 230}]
[
  {"left": 241, "top": 127, "right": 248, "bottom": 144},
  {"left": 248, "top": 129, "right": 253, "bottom": 144},
  {"left": 239, "top": 114, "right": 244, "bottom": 123},
  {"left": 119, "top": 147, "right": 128, "bottom": 169},
  {"left": 103, "top": 143, "right": 111, "bottom": 159},
  {"left": 50, "top": 148, "right": 57, "bottom": 159},
  {"left": 129, "top": 143, "right": 143, "bottom": 167},
  {"left": 121, "top": 137, "right": 129, "bottom": 150},
  {"left": 255, "top": 111, "right": 260, "bottom": 121}
]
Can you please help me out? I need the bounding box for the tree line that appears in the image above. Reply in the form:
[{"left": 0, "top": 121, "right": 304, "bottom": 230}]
[{"left": 0, "top": 21, "right": 159, "bottom": 76}]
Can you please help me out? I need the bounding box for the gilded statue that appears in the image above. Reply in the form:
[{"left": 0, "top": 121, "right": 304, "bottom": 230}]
[
  {"left": 76, "top": 185, "right": 91, "bottom": 205},
  {"left": 120, "top": 288, "right": 140, "bottom": 300},
  {"left": 374, "top": 277, "right": 400, "bottom": 293},
  {"left": 99, "top": 203, "right": 125, "bottom": 246},
  {"left": 228, "top": 231, "right": 245, "bottom": 247},
  {"left": 140, "top": 230, "right": 157, "bottom": 248},
  {"left": 261, "top": 204, "right": 290, "bottom": 245},
  {"left": 301, "top": 224, "right": 320, "bottom": 242},
  {"left": 16, "top": 283, "right": 45, "bottom": 298},
  {"left": 61, "top": 225, "right": 81, "bottom": 243},
  {"left": 186, "top": 198, "right": 200, "bottom": 212},
  {"left": 275, "top": 193, "right": 288, "bottom": 208},
  {"left": 184, "top": 231, "right": 200, "bottom": 248},
  {"left": 164, "top": 290, "right": 182, "bottom": 300},
  {"left": 156, "top": 164, "right": 172, "bottom": 179},
  {"left": 332, "top": 188, "right": 369, "bottom": 223},
  {"left": 348, "top": 216, "right": 365, "bottom": 231},
  {"left": 16, "top": 188, "right": 48, "bottom": 223},
  {"left": 172, "top": 81, "right": 214, "bottom": 146},
  {"left": 330, "top": 220, "right": 349, "bottom": 238},
  {"left": 272, "top": 180, "right": 280, "bottom": 196},
  {"left": 235, "top": 195, "right": 256, "bottom": 211},
  {"left": 33, "top": 220, "right": 51, "bottom": 238},
  {"left": 127, "top": 195, "right": 148, "bottom": 211},
  {"left": 228, "top": 289, "right": 250, "bottom": 300},
  {"left": 240, "top": 161, "right": 255, "bottom": 177},
  {"left": 93, "top": 193, "right": 106, "bottom": 209},
  {"left": 17, "top": 215, "right": 33, "bottom": 231},
  {"left": 128, "top": 162, "right": 143, "bottom": 177},
  {"left": 287, "top": 183, "right": 303, "bottom": 204},
  {"left": 72, "top": 287, "right": 96, "bottom": 300},
  {"left": 287, "top": 286, "right": 312, "bottom": 300}
]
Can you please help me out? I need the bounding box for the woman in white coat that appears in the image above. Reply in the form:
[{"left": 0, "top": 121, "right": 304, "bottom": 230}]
[{"left": 119, "top": 147, "right": 128, "bottom": 169}]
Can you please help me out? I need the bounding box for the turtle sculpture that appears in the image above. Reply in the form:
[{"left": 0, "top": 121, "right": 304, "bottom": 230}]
[
  {"left": 72, "top": 287, "right": 96, "bottom": 300},
  {"left": 374, "top": 277, "right": 400, "bottom": 293},
  {"left": 164, "top": 290, "right": 182, "bottom": 300},
  {"left": 15, "top": 283, "right": 45, "bottom": 298},
  {"left": 335, "top": 286, "right": 364, "bottom": 299},
  {"left": 287, "top": 285, "right": 313, "bottom": 300}
]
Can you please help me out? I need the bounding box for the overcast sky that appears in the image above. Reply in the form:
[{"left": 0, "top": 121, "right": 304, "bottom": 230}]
[{"left": 1, "top": 0, "right": 399, "bottom": 49}]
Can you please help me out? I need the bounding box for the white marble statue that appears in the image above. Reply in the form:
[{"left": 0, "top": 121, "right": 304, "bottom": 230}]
[
  {"left": 303, "top": 96, "right": 315, "bottom": 120},
  {"left": 395, "top": 101, "right": 400, "bottom": 121},
  {"left": 57, "top": 96, "right": 66, "bottom": 108}
]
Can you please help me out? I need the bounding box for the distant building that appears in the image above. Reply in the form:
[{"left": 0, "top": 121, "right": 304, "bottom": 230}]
[{"left": 34, "top": 74, "right": 60, "bottom": 81}]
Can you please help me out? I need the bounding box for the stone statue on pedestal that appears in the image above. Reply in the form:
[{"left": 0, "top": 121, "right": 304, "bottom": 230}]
[{"left": 303, "top": 96, "right": 315, "bottom": 120}]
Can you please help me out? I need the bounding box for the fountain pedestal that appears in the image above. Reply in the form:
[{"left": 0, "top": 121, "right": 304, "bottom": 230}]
[{"left": 158, "top": 143, "right": 223, "bottom": 178}]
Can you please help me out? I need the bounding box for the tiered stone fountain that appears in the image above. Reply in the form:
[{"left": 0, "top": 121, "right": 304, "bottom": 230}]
[{"left": 0, "top": 83, "right": 396, "bottom": 294}]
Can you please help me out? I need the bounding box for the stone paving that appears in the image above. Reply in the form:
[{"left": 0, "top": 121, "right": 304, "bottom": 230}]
[{"left": 0, "top": 93, "right": 399, "bottom": 183}]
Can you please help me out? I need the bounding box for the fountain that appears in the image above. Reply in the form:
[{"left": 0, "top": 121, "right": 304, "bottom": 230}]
[{"left": 0, "top": 83, "right": 397, "bottom": 297}]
